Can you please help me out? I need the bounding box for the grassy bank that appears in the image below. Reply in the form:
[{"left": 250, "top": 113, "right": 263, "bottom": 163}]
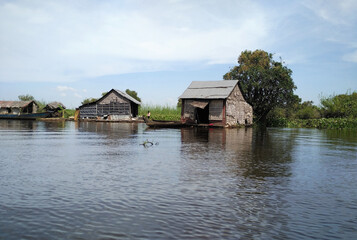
[
  {"left": 139, "top": 105, "right": 181, "bottom": 121},
  {"left": 267, "top": 117, "right": 357, "bottom": 129}
]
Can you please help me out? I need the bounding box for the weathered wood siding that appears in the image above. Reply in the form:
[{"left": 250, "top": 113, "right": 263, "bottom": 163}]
[
  {"left": 182, "top": 99, "right": 195, "bottom": 121},
  {"left": 98, "top": 92, "right": 128, "bottom": 104},
  {"left": 209, "top": 100, "right": 223, "bottom": 121},
  {"left": 182, "top": 99, "right": 224, "bottom": 122},
  {"left": 79, "top": 103, "right": 97, "bottom": 118},
  {"left": 79, "top": 91, "right": 139, "bottom": 119}
]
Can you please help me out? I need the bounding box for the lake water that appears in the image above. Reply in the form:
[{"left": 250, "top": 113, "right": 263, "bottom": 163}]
[{"left": 0, "top": 120, "right": 356, "bottom": 239}]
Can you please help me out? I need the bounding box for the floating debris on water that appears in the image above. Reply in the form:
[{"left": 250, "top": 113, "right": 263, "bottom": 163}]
[{"left": 140, "top": 139, "right": 159, "bottom": 148}]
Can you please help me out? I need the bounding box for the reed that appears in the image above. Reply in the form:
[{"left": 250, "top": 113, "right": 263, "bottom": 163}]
[{"left": 139, "top": 104, "right": 181, "bottom": 121}]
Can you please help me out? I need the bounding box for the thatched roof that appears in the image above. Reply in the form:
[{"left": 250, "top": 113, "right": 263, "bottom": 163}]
[
  {"left": 179, "top": 80, "right": 239, "bottom": 99},
  {"left": 0, "top": 101, "right": 37, "bottom": 108},
  {"left": 45, "top": 102, "right": 66, "bottom": 110}
]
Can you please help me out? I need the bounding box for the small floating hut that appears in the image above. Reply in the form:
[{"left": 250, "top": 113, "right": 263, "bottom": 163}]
[
  {"left": 0, "top": 101, "right": 38, "bottom": 115},
  {"left": 179, "top": 80, "right": 253, "bottom": 127},
  {"left": 44, "top": 102, "right": 66, "bottom": 117}
]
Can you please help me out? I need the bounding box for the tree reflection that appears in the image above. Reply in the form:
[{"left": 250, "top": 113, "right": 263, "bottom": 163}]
[{"left": 181, "top": 127, "right": 296, "bottom": 179}]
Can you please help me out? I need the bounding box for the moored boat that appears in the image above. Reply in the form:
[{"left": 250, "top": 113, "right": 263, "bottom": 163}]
[
  {"left": 0, "top": 112, "right": 51, "bottom": 120},
  {"left": 144, "top": 117, "right": 185, "bottom": 128}
]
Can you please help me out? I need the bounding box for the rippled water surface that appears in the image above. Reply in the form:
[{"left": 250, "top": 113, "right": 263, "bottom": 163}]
[{"left": 0, "top": 120, "right": 356, "bottom": 239}]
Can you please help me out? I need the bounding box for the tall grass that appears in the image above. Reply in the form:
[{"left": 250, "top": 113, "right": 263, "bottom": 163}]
[
  {"left": 139, "top": 104, "right": 181, "bottom": 121},
  {"left": 267, "top": 117, "right": 357, "bottom": 129}
]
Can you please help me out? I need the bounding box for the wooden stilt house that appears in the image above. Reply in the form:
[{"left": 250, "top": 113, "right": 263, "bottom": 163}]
[
  {"left": 0, "top": 101, "right": 38, "bottom": 115},
  {"left": 79, "top": 89, "right": 141, "bottom": 120},
  {"left": 179, "top": 80, "right": 253, "bottom": 127}
]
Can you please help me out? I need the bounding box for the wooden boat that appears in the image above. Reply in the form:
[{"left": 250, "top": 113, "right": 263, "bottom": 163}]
[
  {"left": 143, "top": 117, "right": 227, "bottom": 128},
  {"left": 144, "top": 117, "right": 185, "bottom": 128},
  {"left": 0, "top": 112, "right": 51, "bottom": 120}
]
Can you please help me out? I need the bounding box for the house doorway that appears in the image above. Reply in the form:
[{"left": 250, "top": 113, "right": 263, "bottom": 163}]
[{"left": 196, "top": 105, "right": 209, "bottom": 124}]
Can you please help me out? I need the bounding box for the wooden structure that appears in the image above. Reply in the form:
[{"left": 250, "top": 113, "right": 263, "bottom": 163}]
[
  {"left": 44, "top": 102, "right": 66, "bottom": 117},
  {"left": 179, "top": 80, "right": 253, "bottom": 127},
  {"left": 0, "top": 101, "right": 50, "bottom": 119},
  {"left": 78, "top": 89, "right": 141, "bottom": 120},
  {"left": 144, "top": 117, "right": 184, "bottom": 128},
  {"left": 0, "top": 101, "right": 38, "bottom": 115}
]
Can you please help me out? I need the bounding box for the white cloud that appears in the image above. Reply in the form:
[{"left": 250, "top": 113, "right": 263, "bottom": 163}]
[
  {"left": 56, "top": 85, "right": 82, "bottom": 99},
  {"left": 56, "top": 86, "right": 76, "bottom": 92},
  {"left": 302, "top": 0, "right": 357, "bottom": 25},
  {"left": 343, "top": 50, "right": 357, "bottom": 63},
  {"left": 74, "top": 93, "right": 82, "bottom": 98},
  {"left": 299, "top": 0, "right": 357, "bottom": 63},
  {"left": 0, "top": 0, "right": 270, "bottom": 83}
]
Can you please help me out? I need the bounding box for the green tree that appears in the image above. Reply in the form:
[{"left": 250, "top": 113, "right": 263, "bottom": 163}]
[
  {"left": 224, "top": 50, "right": 296, "bottom": 122},
  {"left": 177, "top": 99, "right": 182, "bottom": 108},
  {"left": 81, "top": 98, "right": 98, "bottom": 105},
  {"left": 18, "top": 94, "right": 35, "bottom": 101},
  {"left": 296, "top": 101, "right": 321, "bottom": 119},
  {"left": 320, "top": 91, "right": 357, "bottom": 118},
  {"left": 125, "top": 89, "right": 141, "bottom": 102}
]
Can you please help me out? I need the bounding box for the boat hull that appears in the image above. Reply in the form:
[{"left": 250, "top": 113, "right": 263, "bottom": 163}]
[
  {"left": 0, "top": 112, "right": 51, "bottom": 120},
  {"left": 144, "top": 117, "right": 185, "bottom": 128}
]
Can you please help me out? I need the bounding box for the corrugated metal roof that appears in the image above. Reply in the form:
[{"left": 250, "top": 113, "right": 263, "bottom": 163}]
[
  {"left": 114, "top": 89, "right": 141, "bottom": 105},
  {"left": 179, "top": 80, "right": 239, "bottom": 99},
  {"left": 0, "top": 101, "right": 34, "bottom": 108}
]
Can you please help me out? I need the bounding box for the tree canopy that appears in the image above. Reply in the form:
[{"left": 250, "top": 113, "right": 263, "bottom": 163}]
[
  {"left": 81, "top": 98, "right": 98, "bottom": 105},
  {"left": 81, "top": 92, "right": 108, "bottom": 105},
  {"left": 320, "top": 91, "right": 357, "bottom": 118},
  {"left": 125, "top": 89, "right": 141, "bottom": 102},
  {"left": 18, "top": 94, "right": 35, "bottom": 101},
  {"left": 223, "top": 49, "right": 296, "bottom": 122}
]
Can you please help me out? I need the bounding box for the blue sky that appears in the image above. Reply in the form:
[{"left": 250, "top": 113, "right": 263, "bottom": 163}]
[{"left": 0, "top": 0, "right": 356, "bottom": 108}]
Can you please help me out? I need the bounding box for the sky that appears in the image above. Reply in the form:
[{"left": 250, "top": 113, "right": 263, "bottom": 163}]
[{"left": 0, "top": 0, "right": 356, "bottom": 108}]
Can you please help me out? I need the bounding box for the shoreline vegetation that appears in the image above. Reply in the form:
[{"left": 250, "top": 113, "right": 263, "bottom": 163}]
[
  {"left": 139, "top": 104, "right": 181, "bottom": 121},
  {"left": 265, "top": 90, "right": 357, "bottom": 129},
  {"left": 15, "top": 90, "right": 357, "bottom": 130},
  {"left": 266, "top": 118, "right": 357, "bottom": 129},
  {"left": 45, "top": 106, "right": 357, "bottom": 129}
]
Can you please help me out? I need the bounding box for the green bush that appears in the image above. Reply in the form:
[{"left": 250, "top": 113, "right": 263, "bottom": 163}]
[
  {"left": 295, "top": 106, "right": 321, "bottom": 119},
  {"left": 267, "top": 118, "right": 357, "bottom": 129},
  {"left": 64, "top": 109, "right": 76, "bottom": 118}
]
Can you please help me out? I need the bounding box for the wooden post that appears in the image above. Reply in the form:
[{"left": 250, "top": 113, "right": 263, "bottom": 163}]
[
  {"left": 74, "top": 109, "right": 80, "bottom": 121},
  {"left": 222, "top": 100, "right": 226, "bottom": 125},
  {"left": 180, "top": 99, "right": 185, "bottom": 123}
]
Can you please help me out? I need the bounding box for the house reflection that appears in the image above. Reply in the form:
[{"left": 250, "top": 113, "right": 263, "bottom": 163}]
[
  {"left": 41, "top": 120, "right": 67, "bottom": 130},
  {"left": 0, "top": 119, "right": 37, "bottom": 131},
  {"left": 77, "top": 121, "right": 140, "bottom": 139},
  {"left": 180, "top": 127, "right": 253, "bottom": 153},
  {"left": 180, "top": 127, "right": 295, "bottom": 179}
]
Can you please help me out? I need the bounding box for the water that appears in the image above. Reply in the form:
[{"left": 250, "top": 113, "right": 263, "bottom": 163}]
[{"left": 0, "top": 120, "right": 356, "bottom": 239}]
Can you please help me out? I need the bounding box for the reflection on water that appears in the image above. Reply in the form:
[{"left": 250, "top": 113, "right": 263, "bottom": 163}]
[{"left": 0, "top": 120, "right": 356, "bottom": 239}]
